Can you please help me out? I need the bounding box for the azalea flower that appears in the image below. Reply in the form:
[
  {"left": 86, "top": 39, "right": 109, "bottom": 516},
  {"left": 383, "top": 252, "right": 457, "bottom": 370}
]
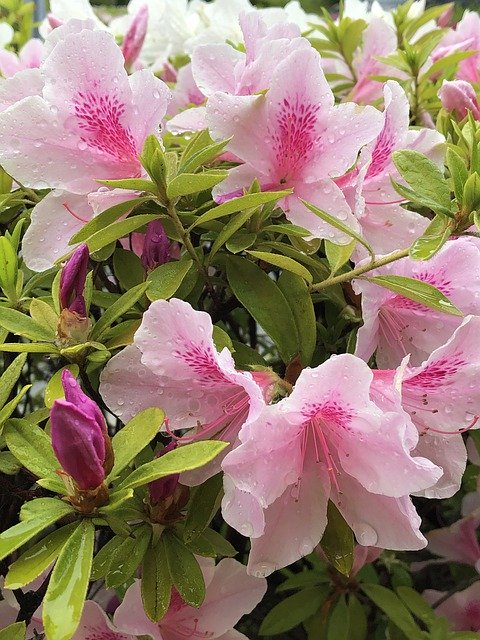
[
  {"left": 338, "top": 80, "right": 444, "bottom": 257},
  {"left": 433, "top": 11, "right": 480, "bottom": 84},
  {"left": 0, "top": 38, "right": 43, "bottom": 78},
  {"left": 439, "top": 79, "right": 480, "bottom": 120},
  {"left": 222, "top": 354, "right": 441, "bottom": 575},
  {"left": 114, "top": 558, "right": 267, "bottom": 640},
  {"left": 426, "top": 511, "right": 480, "bottom": 572},
  {"left": 371, "top": 316, "right": 480, "bottom": 498},
  {"left": 0, "top": 23, "right": 170, "bottom": 194},
  {"left": 100, "top": 298, "right": 273, "bottom": 485},
  {"left": 353, "top": 237, "right": 480, "bottom": 369},
  {"left": 206, "top": 46, "right": 383, "bottom": 243},
  {"left": 121, "top": 4, "right": 149, "bottom": 71},
  {"left": 424, "top": 582, "right": 480, "bottom": 632}
]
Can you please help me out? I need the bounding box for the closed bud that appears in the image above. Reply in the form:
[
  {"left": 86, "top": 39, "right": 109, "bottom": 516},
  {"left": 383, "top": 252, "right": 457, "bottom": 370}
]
[
  {"left": 439, "top": 80, "right": 480, "bottom": 122},
  {"left": 141, "top": 220, "right": 180, "bottom": 272},
  {"left": 148, "top": 442, "right": 189, "bottom": 524},
  {"left": 57, "top": 244, "right": 91, "bottom": 347},
  {"left": 121, "top": 4, "right": 148, "bottom": 70}
]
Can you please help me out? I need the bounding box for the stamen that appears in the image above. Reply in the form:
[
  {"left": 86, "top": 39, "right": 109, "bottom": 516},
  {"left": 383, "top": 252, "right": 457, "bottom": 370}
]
[
  {"left": 417, "top": 414, "right": 479, "bottom": 436},
  {"left": 62, "top": 202, "right": 90, "bottom": 223}
]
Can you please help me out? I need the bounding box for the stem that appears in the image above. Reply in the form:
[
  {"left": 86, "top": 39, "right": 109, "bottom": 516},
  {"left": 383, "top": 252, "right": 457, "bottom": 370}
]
[
  {"left": 308, "top": 248, "right": 410, "bottom": 293},
  {"left": 166, "top": 199, "right": 207, "bottom": 277}
]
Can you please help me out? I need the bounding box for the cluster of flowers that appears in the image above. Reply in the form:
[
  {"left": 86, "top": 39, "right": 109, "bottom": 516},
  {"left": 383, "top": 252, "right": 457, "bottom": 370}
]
[{"left": 2, "top": 0, "right": 480, "bottom": 637}]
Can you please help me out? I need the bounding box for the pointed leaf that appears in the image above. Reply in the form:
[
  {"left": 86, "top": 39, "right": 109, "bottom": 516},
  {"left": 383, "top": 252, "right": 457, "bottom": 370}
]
[
  {"left": 163, "top": 529, "right": 205, "bottom": 607},
  {"left": 141, "top": 540, "right": 172, "bottom": 622},
  {"left": 146, "top": 259, "right": 193, "bottom": 301}
]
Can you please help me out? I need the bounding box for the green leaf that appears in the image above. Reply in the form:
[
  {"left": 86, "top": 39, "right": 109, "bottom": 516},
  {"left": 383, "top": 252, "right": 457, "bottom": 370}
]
[
  {"left": 0, "top": 307, "right": 55, "bottom": 341},
  {"left": 390, "top": 179, "right": 454, "bottom": 218},
  {"left": 163, "top": 529, "right": 205, "bottom": 607},
  {"left": 409, "top": 214, "right": 455, "bottom": 260},
  {"left": 113, "top": 248, "right": 145, "bottom": 291},
  {"left": 226, "top": 256, "right": 299, "bottom": 364},
  {"left": 43, "top": 520, "right": 95, "bottom": 640},
  {"left": 0, "top": 342, "right": 58, "bottom": 353},
  {"left": 277, "top": 271, "right": 316, "bottom": 367},
  {"left": 109, "top": 408, "right": 165, "bottom": 480},
  {"left": 395, "top": 586, "right": 437, "bottom": 628},
  {"left": 29, "top": 299, "right": 58, "bottom": 337},
  {"left": 44, "top": 365, "right": 79, "bottom": 409},
  {"left": 247, "top": 250, "right": 313, "bottom": 283},
  {"left": 328, "top": 595, "right": 350, "bottom": 640},
  {"left": 0, "top": 235, "right": 18, "bottom": 300},
  {"left": 167, "top": 171, "right": 228, "bottom": 199},
  {"left": 0, "top": 501, "right": 73, "bottom": 562},
  {"left": 20, "top": 497, "right": 73, "bottom": 522},
  {"left": 189, "top": 190, "right": 291, "bottom": 230},
  {"left": 97, "top": 178, "right": 158, "bottom": 193},
  {"left": 0, "top": 451, "right": 21, "bottom": 474},
  {"left": 320, "top": 502, "right": 354, "bottom": 577},
  {"left": 348, "top": 595, "right": 368, "bottom": 640},
  {"left": 4, "top": 419, "right": 58, "bottom": 479},
  {"left": 147, "top": 259, "right": 193, "bottom": 301},
  {"left": 361, "top": 584, "right": 426, "bottom": 640},
  {"left": 0, "top": 622, "right": 26, "bottom": 640},
  {"left": 82, "top": 214, "right": 160, "bottom": 254},
  {"left": 446, "top": 148, "right": 468, "bottom": 205},
  {"left": 106, "top": 526, "right": 152, "bottom": 588},
  {"left": 364, "top": 275, "right": 462, "bottom": 316},
  {"left": 277, "top": 570, "right": 326, "bottom": 592},
  {"left": 186, "top": 527, "right": 236, "bottom": 558},
  {"left": 0, "top": 352, "right": 27, "bottom": 408},
  {"left": 325, "top": 239, "right": 355, "bottom": 275},
  {"left": 91, "top": 282, "right": 149, "bottom": 341},
  {"left": 209, "top": 207, "right": 260, "bottom": 260},
  {"left": 70, "top": 197, "right": 152, "bottom": 244},
  {"left": 392, "top": 150, "right": 452, "bottom": 215},
  {"left": 0, "top": 385, "right": 30, "bottom": 430},
  {"left": 259, "top": 587, "right": 326, "bottom": 635},
  {"left": 117, "top": 441, "right": 228, "bottom": 491},
  {"left": 5, "top": 522, "right": 78, "bottom": 589},
  {"left": 181, "top": 136, "right": 231, "bottom": 173},
  {"left": 184, "top": 473, "right": 223, "bottom": 542},
  {"left": 141, "top": 540, "right": 172, "bottom": 622},
  {"left": 91, "top": 535, "right": 125, "bottom": 581}
]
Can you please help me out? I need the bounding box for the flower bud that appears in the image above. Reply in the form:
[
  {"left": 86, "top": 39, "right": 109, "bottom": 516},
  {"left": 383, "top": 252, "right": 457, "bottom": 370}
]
[
  {"left": 439, "top": 80, "right": 480, "bottom": 121},
  {"left": 141, "top": 220, "right": 180, "bottom": 272},
  {"left": 47, "top": 14, "right": 63, "bottom": 29},
  {"left": 148, "top": 442, "right": 180, "bottom": 505},
  {"left": 121, "top": 4, "right": 148, "bottom": 70},
  {"left": 148, "top": 442, "right": 189, "bottom": 524},
  {"left": 51, "top": 371, "right": 110, "bottom": 492},
  {"left": 60, "top": 244, "right": 89, "bottom": 317}
]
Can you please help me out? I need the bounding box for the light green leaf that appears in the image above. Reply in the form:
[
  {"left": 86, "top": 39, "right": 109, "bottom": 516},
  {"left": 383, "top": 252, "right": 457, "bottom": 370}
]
[
  {"left": 189, "top": 190, "right": 291, "bottom": 230},
  {"left": 247, "top": 250, "right": 313, "bottom": 283},
  {"left": 0, "top": 622, "right": 26, "bottom": 640},
  {"left": 5, "top": 522, "right": 78, "bottom": 589},
  {"left": 91, "top": 535, "right": 125, "bottom": 581},
  {"left": 184, "top": 473, "right": 223, "bottom": 542},
  {"left": 209, "top": 208, "right": 259, "bottom": 260},
  {"left": 163, "top": 529, "right": 205, "bottom": 607},
  {"left": 106, "top": 526, "right": 152, "bottom": 588},
  {"left": 409, "top": 214, "right": 455, "bottom": 261},
  {"left": 167, "top": 171, "right": 228, "bottom": 199},
  {"left": 277, "top": 271, "right": 316, "bottom": 367},
  {"left": 361, "top": 584, "right": 426, "bottom": 640},
  {"left": 364, "top": 275, "right": 462, "bottom": 316},
  {"left": 259, "top": 587, "right": 326, "bottom": 635},
  {"left": 44, "top": 365, "right": 79, "bottom": 409},
  {"left": 348, "top": 594, "right": 368, "bottom": 640},
  {"left": 0, "top": 385, "right": 30, "bottom": 430},
  {"left": 29, "top": 299, "right": 58, "bottom": 337},
  {"left": 117, "top": 441, "right": 228, "bottom": 491},
  {"left": 0, "top": 352, "right": 27, "bottom": 408},
  {"left": 91, "top": 282, "right": 149, "bottom": 341},
  {"left": 0, "top": 307, "right": 55, "bottom": 341},
  {"left": 320, "top": 502, "right": 354, "bottom": 577},
  {"left": 395, "top": 587, "right": 437, "bottom": 628},
  {"left": 82, "top": 214, "right": 160, "bottom": 254},
  {"left": 20, "top": 497, "right": 73, "bottom": 522},
  {"left": 181, "top": 136, "right": 230, "bottom": 173},
  {"left": 4, "top": 419, "right": 58, "bottom": 479},
  {"left": 0, "top": 342, "right": 59, "bottom": 353},
  {"left": 109, "top": 408, "right": 165, "bottom": 480},
  {"left": 43, "top": 520, "right": 95, "bottom": 640},
  {"left": 147, "top": 259, "right": 193, "bottom": 301},
  {"left": 0, "top": 235, "right": 17, "bottom": 300},
  {"left": 141, "top": 540, "right": 172, "bottom": 622},
  {"left": 0, "top": 451, "right": 21, "bottom": 474},
  {"left": 226, "top": 256, "right": 299, "bottom": 364},
  {"left": 97, "top": 178, "right": 158, "bottom": 193},
  {"left": 325, "top": 239, "right": 355, "bottom": 275},
  {"left": 328, "top": 595, "right": 350, "bottom": 640}
]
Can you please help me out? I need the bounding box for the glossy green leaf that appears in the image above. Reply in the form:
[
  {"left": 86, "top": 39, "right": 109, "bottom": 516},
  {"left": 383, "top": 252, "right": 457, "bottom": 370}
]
[
  {"left": 325, "top": 239, "right": 355, "bottom": 275},
  {"left": 328, "top": 595, "right": 350, "bottom": 640},
  {"left": 181, "top": 136, "right": 230, "bottom": 173},
  {"left": 44, "top": 365, "right": 79, "bottom": 409},
  {"left": 167, "top": 171, "right": 228, "bottom": 199},
  {"left": 320, "top": 502, "right": 354, "bottom": 577},
  {"left": 109, "top": 408, "right": 165, "bottom": 480},
  {"left": 141, "top": 540, "right": 172, "bottom": 622},
  {"left": 0, "top": 235, "right": 17, "bottom": 300},
  {"left": 91, "top": 535, "right": 125, "bottom": 581},
  {"left": 184, "top": 473, "right": 223, "bottom": 542},
  {"left": 82, "top": 214, "right": 160, "bottom": 254},
  {"left": 186, "top": 527, "right": 237, "bottom": 558},
  {"left": 0, "top": 451, "right": 21, "bottom": 474},
  {"left": 259, "top": 587, "right": 326, "bottom": 635},
  {"left": 0, "top": 622, "right": 26, "bottom": 640},
  {"left": 0, "top": 385, "right": 30, "bottom": 430},
  {"left": 247, "top": 250, "right": 313, "bottom": 283},
  {"left": 226, "top": 256, "right": 299, "bottom": 364},
  {"left": 0, "top": 342, "right": 58, "bottom": 353},
  {"left": 4, "top": 419, "right": 58, "bottom": 479},
  {"left": 396, "top": 586, "right": 437, "bottom": 628},
  {"left": 113, "top": 248, "right": 145, "bottom": 291},
  {"left": 29, "top": 299, "right": 58, "bottom": 337},
  {"left": 361, "top": 584, "right": 426, "bottom": 640},
  {"left": 277, "top": 271, "right": 316, "bottom": 367},
  {"left": 43, "top": 520, "right": 95, "bottom": 640},
  {"left": 209, "top": 207, "right": 260, "bottom": 260},
  {"left": 106, "top": 526, "right": 152, "bottom": 588},
  {"left": 97, "top": 178, "right": 158, "bottom": 193},
  {"left": 117, "top": 441, "right": 228, "bottom": 491},
  {"left": 0, "top": 307, "right": 55, "bottom": 341},
  {"left": 5, "top": 522, "right": 78, "bottom": 589},
  {"left": 91, "top": 282, "right": 149, "bottom": 341},
  {"left": 147, "top": 259, "right": 193, "bottom": 301},
  {"left": 409, "top": 214, "right": 455, "bottom": 261},
  {"left": 446, "top": 148, "right": 468, "bottom": 205},
  {"left": 0, "top": 352, "right": 27, "bottom": 408},
  {"left": 348, "top": 594, "right": 368, "bottom": 640},
  {"left": 189, "top": 190, "right": 291, "bottom": 230},
  {"left": 163, "top": 529, "right": 205, "bottom": 607},
  {"left": 364, "top": 275, "right": 462, "bottom": 316}
]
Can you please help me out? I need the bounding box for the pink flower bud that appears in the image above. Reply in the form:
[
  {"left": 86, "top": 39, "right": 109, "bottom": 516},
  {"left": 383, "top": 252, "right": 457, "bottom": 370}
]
[
  {"left": 121, "top": 4, "right": 148, "bottom": 70},
  {"left": 60, "top": 244, "right": 90, "bottom": 317},
  {"left": 141, "top": 220, "right": 180, "bottom": 272},
  {"left": 148, "top": 442, "right": 180, "bottom": 505},
  {"left": 439, "top": 80, "right": 480, "bottom": 121},
  {"left": 50, "top": 371, "right": 107, "bottom": 491},
  {"left": 437, "top": 4, "right": 454, "bottom": 28},
  {"left": 47, "top": 14, "right": 64, "bottom": 29}
]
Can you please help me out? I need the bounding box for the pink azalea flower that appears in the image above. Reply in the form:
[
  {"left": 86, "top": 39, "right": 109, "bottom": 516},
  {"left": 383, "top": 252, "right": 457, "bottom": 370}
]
[
  {"left": 0, "top": 68, "right": 44, "bottom": 112},
  {"left": 0, "top": 24, "right": 170, "bottom": 194},
  {"left": 439, "top": 79, "right": 480, "bottom": 120},
  {"left": 121, "top": 4, "right": 149, "bottom": 70},
  {"left": 424, "top": 582, "right": 480, "bottom": 632},
  {"left": 0, "top": 38, "right": 43, "bottom": 78},
  {"left": 114, "top": 558, "right": 267, "bottom": 640},
  {"left": 206, "top": 46, "right": 383, "bottom": 243},
  {"left": 100, "top": 298, "right": 272, "bottom": 485},
  {"left": 353, "top": 237, "right": 480, "bottom": 369},
  {"left": 338, "top": 80, "right": 444, "bottom": 257},
  {"left": 222, "top": 354, "right": 441, "bottom": 575},
  {"left": 371, "top": 316, "right": 480, "bottom": 498},
  {"left": 433, "top": 11, "right": 480, "bottom": 84},
  {"left": 426, "top": 511, "right": 480, "bottom": 572},
  {"left": 70, "top": 601, "right": 136, "bottom": 640}
]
